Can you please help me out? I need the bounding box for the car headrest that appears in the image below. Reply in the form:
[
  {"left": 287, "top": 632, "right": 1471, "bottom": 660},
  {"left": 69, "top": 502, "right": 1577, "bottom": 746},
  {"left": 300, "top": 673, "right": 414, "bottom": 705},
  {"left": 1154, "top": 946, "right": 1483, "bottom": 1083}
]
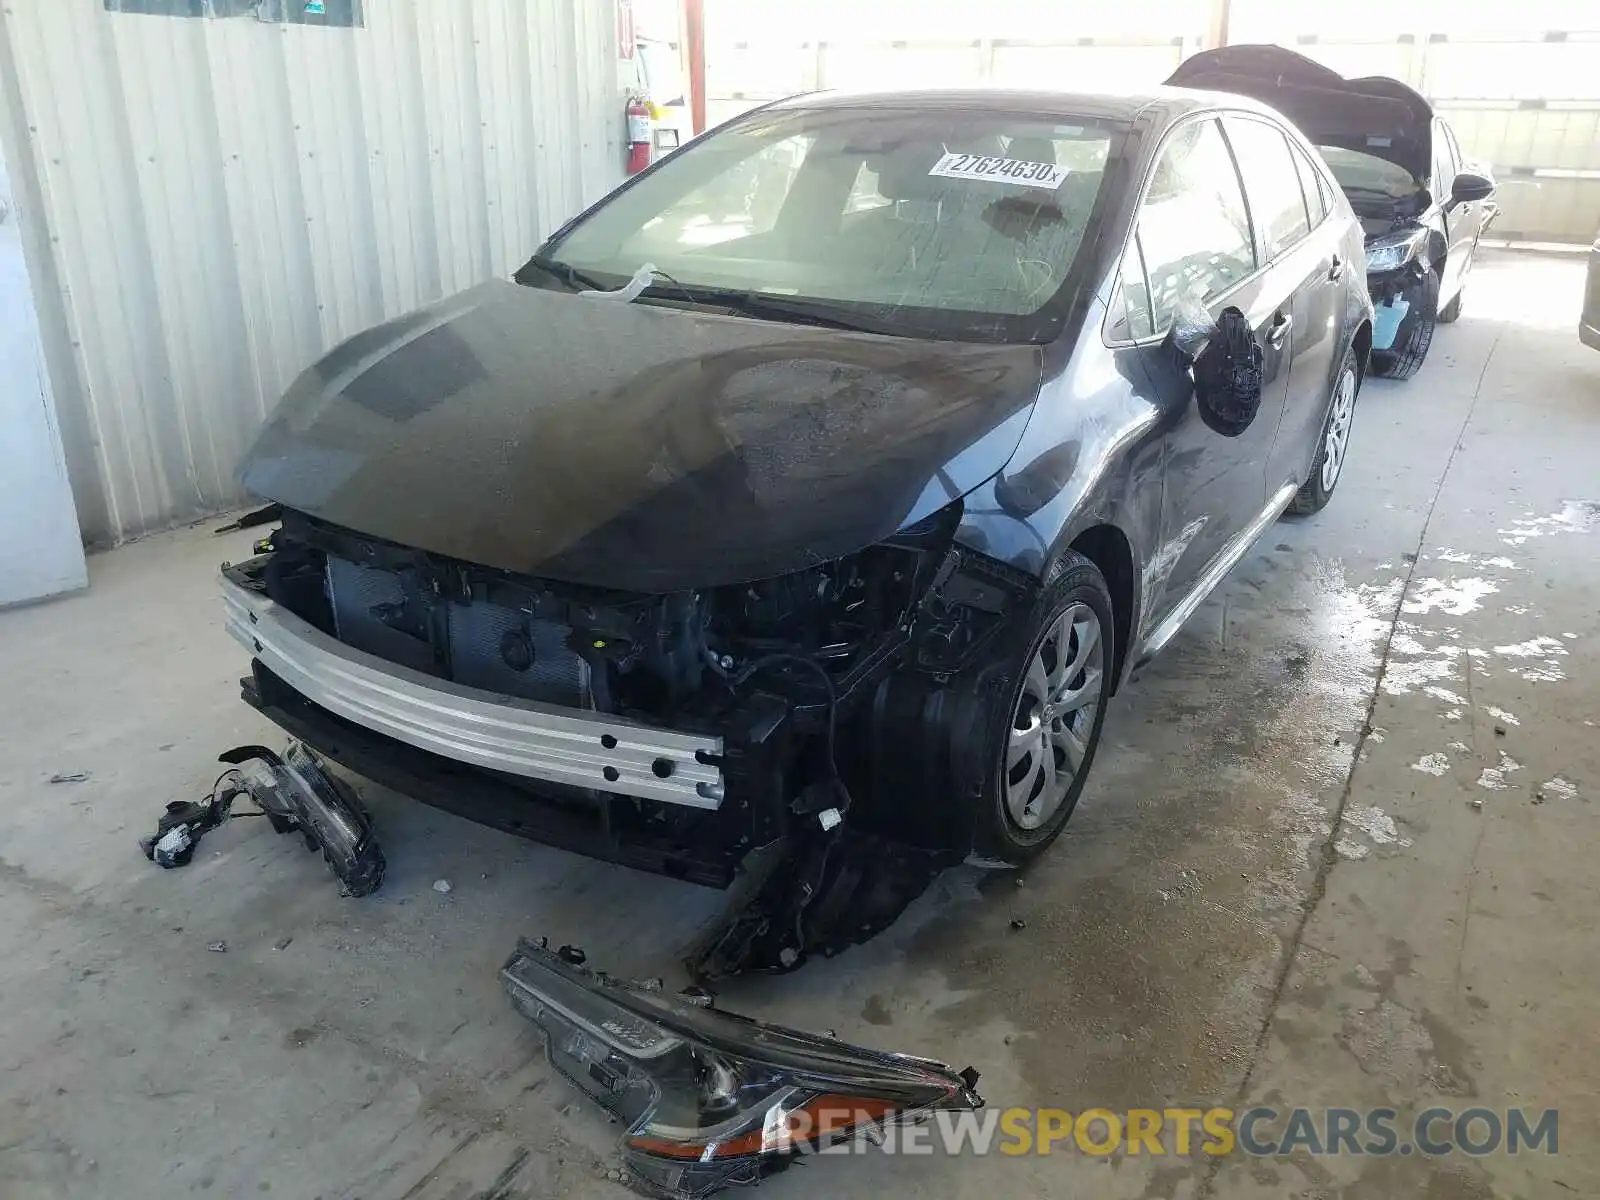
[
  {"left": 873, "top": 134, "right": 1007, "bottom": 201},
  {"left": 874, "top": 149, "right": 942, "bottom": 202},
  {"left": 1004, "top": 138, "right": 1057, "bottom": 170}
]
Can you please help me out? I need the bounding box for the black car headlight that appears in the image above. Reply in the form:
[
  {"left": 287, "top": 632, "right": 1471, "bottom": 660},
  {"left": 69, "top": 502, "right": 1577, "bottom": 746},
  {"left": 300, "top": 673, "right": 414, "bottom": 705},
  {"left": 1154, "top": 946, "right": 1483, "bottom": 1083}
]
[
  {"left": 501, "top": 939, "right": 983, "bottom": 1196},
  {"left": 1365, "top": 228, "right": 1430, "bottom": 274}
]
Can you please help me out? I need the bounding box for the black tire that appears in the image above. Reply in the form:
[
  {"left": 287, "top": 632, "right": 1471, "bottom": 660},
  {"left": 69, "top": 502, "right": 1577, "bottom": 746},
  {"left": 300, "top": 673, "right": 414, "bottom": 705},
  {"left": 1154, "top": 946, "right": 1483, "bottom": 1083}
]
[
  {"left": 1370, "top": 269, "right": 1438, "bottom": 380},
  {"left": 1437, "top": 287, "right": 1463, "bottom": 324},
  {"left": 1289, "top": 347, "right": 1361, "bottom": 516},
  {"left": 969, "top": 553, "right": 1114, "bottom": 866}
]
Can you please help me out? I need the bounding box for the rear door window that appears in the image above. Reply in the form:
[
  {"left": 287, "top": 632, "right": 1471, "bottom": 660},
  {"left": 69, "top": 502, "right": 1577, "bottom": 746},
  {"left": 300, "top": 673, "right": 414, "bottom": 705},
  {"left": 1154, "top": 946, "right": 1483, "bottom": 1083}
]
[
  {"left": 1440, "top": 121, "right": 1470, "bottom": 200},
  {"left": 1291, "top": 144, "right": 1329, "bottom": 225},
  {"left": 1315, "top": 168, "right": 1337, "bottom": 219},
  {"left": 1440, "top": 120, "right": 1465, "bottom": 198},
  {"left": 1133, "top": 118, "right": 1256, "bottom": 334},
  {"left": 1223, "top": 116, "right": 1312, "bottom": 261}
]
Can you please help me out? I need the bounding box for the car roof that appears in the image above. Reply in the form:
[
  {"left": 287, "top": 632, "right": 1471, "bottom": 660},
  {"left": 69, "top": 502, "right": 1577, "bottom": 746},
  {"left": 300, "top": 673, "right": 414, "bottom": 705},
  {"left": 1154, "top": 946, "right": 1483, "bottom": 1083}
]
[{"left": 767, "top": 85, "right": 1288, "bottom": 128}]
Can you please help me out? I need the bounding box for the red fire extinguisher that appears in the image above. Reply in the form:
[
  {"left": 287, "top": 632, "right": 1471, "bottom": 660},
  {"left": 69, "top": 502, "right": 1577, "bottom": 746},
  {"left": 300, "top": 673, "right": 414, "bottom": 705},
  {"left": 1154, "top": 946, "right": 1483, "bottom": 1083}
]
[{"left": 626, "top": 95, "right": 654, "bottom": 175}]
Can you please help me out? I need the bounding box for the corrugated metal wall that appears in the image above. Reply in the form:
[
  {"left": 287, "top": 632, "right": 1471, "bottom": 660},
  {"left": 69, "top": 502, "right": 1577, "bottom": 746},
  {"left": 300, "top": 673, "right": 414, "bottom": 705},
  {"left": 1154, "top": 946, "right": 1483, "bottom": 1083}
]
[{"left": 0, "top": 0, "right": 625, "bottom": 547}]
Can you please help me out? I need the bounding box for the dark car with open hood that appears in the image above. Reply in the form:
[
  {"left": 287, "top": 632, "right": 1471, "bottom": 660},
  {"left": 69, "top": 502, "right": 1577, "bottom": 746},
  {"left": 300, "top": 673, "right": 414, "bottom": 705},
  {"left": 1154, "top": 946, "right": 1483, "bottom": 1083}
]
[
  {"left": 1170, "top": 45, "right": 1496, "bottom": 380},
  {"left": 226, "top": 86, "right": 1373, "bottom": 897}
]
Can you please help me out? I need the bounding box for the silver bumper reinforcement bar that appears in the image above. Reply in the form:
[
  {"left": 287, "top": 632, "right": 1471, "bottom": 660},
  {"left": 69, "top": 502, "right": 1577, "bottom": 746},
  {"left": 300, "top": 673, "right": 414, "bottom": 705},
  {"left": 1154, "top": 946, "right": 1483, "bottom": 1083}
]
[{"left": 222, "top": 573, "right": 725, "bottom": 809}]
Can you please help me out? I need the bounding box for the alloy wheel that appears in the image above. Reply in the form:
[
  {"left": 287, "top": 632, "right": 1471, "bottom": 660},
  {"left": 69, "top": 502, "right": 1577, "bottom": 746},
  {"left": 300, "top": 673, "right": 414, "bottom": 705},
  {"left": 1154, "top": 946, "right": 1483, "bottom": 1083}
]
[
  {"left": 1004, "top": 603, "right": 1105, "bottom": 831},
  {"left": 1320, "top": 366, "right": 1358, "bottom": 493}
]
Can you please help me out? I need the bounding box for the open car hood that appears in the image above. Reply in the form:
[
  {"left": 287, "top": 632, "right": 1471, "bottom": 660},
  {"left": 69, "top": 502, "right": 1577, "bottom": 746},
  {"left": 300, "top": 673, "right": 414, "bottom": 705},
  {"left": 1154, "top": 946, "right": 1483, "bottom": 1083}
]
[
  {"left": 240, "top": 281, "right": 1042, "bottom": 591},
  {"left": 1168, "top": 45, "right": 1433, "bottom": 184}
]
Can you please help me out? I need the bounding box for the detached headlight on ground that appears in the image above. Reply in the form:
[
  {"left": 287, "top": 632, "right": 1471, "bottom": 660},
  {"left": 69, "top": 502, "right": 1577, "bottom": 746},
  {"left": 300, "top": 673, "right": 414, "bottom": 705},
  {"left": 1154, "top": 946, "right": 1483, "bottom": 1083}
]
[
  {"left": 500, "top": 938, "right": 983, "bottom": 1197},
  {"left": 1365, "top": 229, "right": 1430, "bottom": 274}
]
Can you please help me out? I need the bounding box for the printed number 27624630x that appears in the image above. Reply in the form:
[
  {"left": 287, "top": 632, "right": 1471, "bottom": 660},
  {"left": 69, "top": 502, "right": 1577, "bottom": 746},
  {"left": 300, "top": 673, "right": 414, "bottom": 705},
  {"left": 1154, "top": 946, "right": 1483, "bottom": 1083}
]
[{"left": 927, "top": 152, "right": 1069, "bottom": 188}]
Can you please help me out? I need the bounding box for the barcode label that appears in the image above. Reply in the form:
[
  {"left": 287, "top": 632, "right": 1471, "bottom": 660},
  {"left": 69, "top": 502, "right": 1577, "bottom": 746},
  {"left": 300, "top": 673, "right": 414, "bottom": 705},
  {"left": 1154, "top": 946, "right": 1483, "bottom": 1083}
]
[{"left": 928, "top": 152, "right": 1069, "bottom": 188}]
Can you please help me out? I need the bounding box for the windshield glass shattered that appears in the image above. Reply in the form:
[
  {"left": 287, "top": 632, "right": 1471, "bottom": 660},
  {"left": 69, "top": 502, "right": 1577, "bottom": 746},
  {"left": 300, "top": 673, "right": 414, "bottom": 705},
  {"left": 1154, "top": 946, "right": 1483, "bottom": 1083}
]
[{"left": 527, "top": 105, "right": 1120, "bottom": 342}]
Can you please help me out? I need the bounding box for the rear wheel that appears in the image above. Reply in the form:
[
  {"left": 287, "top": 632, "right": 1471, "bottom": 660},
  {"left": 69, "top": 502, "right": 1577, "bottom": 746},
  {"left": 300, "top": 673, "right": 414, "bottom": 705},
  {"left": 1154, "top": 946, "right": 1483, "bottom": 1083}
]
[
  {"left": 1371, "top": 269, "right": 1438, "bottom": 380},
  {"left": 970, "top": 555, "right": 1113, "bottom": 865},
  {"left": 1289, "top": 347, "right": 1360, "bottom": 515},
  {"left": 1437, "top": 287, "right": 1463, "bottom": 324}
]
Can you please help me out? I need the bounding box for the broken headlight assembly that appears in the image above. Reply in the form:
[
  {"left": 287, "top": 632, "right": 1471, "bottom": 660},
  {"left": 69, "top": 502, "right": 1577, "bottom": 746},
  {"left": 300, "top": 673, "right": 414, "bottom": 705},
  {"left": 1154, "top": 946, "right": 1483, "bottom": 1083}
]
[
  {"left": 501, "top": 938, "right": 982, "bottom": 1198},
  {"left": 1365, "top": 228, "right": 1430, "bottom": 274},
  {"left": 139, "top": 741, "right": 385, "bottom": 897}
]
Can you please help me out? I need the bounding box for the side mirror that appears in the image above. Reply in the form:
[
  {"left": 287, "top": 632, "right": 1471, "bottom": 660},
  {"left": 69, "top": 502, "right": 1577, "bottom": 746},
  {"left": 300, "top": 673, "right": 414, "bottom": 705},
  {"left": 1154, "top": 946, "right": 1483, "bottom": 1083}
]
[
  {"left": 1193, "top": 307, "right": 1264, "bottom": 437},
  {"left": 1449, "top": 171, "right": 1494, "bottom": 208}
]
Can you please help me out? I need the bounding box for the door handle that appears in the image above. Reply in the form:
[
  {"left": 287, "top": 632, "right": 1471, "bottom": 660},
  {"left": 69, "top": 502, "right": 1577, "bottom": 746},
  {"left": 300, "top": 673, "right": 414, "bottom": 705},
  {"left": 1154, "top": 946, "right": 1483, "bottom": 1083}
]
[
  {"left": 1266, "top": 312, "right": 1292, "bottom": 348},
  {"left": 1328, "top": 254, "right": 1345, "bottom": 282}
]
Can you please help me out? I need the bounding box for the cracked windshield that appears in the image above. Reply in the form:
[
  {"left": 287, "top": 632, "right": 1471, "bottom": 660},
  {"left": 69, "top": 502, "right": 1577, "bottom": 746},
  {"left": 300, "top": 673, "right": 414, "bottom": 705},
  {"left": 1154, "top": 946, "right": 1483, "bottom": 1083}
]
[{"left": 543, "top": 105, "right": 1115, "bottom": 337}]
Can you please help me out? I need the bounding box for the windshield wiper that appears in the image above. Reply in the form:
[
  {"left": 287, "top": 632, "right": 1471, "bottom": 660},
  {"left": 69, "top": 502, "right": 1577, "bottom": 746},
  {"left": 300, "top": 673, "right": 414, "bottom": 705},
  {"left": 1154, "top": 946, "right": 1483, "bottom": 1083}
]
[
  {"left": 515, "top": 255, "right": 610, "bottom": 292},
  {"left": 521, "top": 258, "right": 713, "bottom": 310},
  {"left": 521, "top": 257, "right": 927, "bottom": 337},
  {"left": 678, "top": 288, "right": 916, "bottom": 336}
]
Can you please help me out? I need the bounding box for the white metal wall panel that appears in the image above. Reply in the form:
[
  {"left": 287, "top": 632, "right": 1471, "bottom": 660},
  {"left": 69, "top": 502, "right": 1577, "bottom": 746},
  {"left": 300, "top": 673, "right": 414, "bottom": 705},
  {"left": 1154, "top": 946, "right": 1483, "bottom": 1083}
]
[
  {"left": 1423, "top": 37, "right": 1596, "bottom": 101},
  {"left": 820, "top": 43, "right": 989, "bottom": 93},
  {"left": 1228, "top": 7, "right": 1600, "bottom": 242},
  {"left": 702, "top": 0, "right": 1208, "bottom": 127},
  {"left": 706, "top": 0, "right": 1205, "bottom": 42},
  {"left": 706, "top": 2, "right": 1598, "bottom": 242},
  {"left": 0, "top": 0, "right": 625, "bottom": 547},
  {"left": 990, "top": 42, "right": 1189, "bottom": 92}
]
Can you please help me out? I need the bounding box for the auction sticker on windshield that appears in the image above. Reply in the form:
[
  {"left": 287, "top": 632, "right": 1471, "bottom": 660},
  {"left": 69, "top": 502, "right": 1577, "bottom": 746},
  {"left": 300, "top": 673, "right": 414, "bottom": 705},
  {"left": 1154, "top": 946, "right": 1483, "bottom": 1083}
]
[{"left": 929, "top": 152, "right": 1069, "bottom": 188}]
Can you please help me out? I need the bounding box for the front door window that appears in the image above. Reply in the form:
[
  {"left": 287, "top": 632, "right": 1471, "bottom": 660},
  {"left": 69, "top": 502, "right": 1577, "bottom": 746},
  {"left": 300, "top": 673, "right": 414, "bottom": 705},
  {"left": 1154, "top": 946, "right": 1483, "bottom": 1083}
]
[{"left": 1135, "top": 118, "right": 1257, "bottom": 334}]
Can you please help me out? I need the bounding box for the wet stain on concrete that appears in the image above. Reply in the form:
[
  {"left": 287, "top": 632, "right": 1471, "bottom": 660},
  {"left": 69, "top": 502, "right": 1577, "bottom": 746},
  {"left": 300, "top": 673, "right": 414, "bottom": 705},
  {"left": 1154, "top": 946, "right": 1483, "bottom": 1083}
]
[
  {"left": 1137, "top": 1160, "right": 1203, "bottom": 1199},
  {"left": 1337, "top": 999, "right": 1432, "bottom": 1086},
  {"left": 1338, "top": 1152, "right": 1498, "bottom": 1199},
  {"left": 1335, "top": 998, "right": 1476, "bottom": 1098},
  {"left": 1419, "top": 1008, "right": 1479, "bottom": 1097},
  {"left": 1343, "top": 937, "right": 1415, "bottom": 1001},
  {"left": 1246, "top": 1157, "right": 1286, "bottom": 1189},
  {"left": 860, "top": 993, "right": 893, "bottom": 1026}
]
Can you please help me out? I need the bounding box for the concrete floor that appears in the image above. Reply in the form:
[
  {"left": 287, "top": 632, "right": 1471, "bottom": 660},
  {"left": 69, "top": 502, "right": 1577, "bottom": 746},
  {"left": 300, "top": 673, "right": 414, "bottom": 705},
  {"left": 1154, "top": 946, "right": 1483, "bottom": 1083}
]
[{"left": 1, "top": 251, "right": 1595, "bottom": 1200}]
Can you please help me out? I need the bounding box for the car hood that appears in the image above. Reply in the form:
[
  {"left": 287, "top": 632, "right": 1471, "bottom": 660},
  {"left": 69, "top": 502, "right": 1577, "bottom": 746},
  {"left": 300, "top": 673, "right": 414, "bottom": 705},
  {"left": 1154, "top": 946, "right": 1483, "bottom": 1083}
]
[
  {"left": 240, "top": 282, "right": 1043, "bottom": 590},
  {"left": 1168, "top": 45, "right": 1433, "bottom": 183}
]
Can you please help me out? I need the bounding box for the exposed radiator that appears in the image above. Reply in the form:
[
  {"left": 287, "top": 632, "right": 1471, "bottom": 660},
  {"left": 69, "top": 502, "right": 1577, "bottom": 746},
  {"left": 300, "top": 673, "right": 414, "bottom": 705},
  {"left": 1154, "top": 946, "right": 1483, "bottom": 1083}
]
[
  {"left": 325, "top": 558, "right": 591, "bottom": 706},
  {"left": 447, "top": 596, "right": 589, "bottom": 704},
  {"left": 326, "top": 557, "right": 437, "bottom": 676}
]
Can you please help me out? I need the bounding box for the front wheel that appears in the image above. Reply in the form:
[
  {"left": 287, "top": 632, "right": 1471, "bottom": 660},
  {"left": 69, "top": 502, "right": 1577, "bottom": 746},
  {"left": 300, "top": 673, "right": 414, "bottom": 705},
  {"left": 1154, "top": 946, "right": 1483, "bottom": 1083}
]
[
  {"left": 1289, "top": 347, "right": 1360, "bottom": 515},
  {"left": 1371, "top": 269, "right": 1438, "bottom": 380},
  {"left": 970, "top": 554, "right": 1113, "bottom": 865}
]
